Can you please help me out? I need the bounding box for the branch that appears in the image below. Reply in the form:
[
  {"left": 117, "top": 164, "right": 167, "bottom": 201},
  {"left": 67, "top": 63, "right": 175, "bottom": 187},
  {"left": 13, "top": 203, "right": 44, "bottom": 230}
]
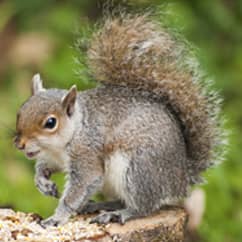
[{"left": 0, "top": 207, "right": 187, "bottom": 241}]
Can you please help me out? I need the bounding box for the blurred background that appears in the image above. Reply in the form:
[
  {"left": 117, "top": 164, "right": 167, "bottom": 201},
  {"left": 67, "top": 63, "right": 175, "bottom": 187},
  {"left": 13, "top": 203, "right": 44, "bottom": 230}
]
[{"left": 0, "top": 0, "right": 242, "bottom": 241}]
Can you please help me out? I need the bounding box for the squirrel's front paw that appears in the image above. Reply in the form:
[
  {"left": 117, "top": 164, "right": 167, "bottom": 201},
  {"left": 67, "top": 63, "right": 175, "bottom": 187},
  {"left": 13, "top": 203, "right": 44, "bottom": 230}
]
[
  {"left": 35, "top": 176, "right": 59, "bottom": 198},
  {"left": 40, "top": 216, "right": 64, "bottom": 228},
  {"left": 40, "top": 216, "right": 60, "bottom": 228},
  {"left": 40, "top": 215, "right": 68, "bottom": 228}
]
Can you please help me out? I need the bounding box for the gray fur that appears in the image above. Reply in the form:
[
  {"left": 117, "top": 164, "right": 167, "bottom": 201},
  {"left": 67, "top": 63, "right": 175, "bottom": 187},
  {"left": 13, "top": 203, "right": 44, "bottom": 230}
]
[
  {"left": 15, "top": 15, "right": 226, "bottom": 226},
  {"left": 16, "top": 83, "right": 193, "bottom": 226},
  {"left": 36, "top": 85, "right": 191, "bottom": 226}
]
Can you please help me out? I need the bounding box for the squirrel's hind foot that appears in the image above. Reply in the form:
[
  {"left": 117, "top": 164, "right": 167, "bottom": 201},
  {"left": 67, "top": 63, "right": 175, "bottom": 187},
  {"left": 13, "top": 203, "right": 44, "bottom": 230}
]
[
  {"left": 90, "top": 208, "right": 141, "bottom": 225},
  {"left": 80, "top": 200, "right": 124, "bottom": 214}
]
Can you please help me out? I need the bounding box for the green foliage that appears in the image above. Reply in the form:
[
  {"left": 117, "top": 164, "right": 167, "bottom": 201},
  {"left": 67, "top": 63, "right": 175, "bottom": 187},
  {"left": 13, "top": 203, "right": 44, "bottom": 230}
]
[{"left": 0, "top": 1, "right": 241, "bottom": 241}]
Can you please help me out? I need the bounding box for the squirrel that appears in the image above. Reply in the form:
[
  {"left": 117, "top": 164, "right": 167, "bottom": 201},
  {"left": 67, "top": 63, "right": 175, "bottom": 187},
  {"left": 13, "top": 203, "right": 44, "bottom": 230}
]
[{"left": 14, "top": 14, "right": 226, "bottom": 227}]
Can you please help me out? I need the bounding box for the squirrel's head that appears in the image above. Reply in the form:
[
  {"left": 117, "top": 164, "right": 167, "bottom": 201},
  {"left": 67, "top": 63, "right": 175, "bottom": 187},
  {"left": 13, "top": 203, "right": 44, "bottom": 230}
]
[{"left": 14, "top": 74, "right": 80, "bottom": 160}]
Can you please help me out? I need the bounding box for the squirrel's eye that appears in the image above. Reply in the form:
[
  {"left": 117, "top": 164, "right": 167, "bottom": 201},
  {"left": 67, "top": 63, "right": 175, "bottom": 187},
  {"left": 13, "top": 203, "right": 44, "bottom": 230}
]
[{"left": 44, "top": 117, "right": 57, "bottom": 129}]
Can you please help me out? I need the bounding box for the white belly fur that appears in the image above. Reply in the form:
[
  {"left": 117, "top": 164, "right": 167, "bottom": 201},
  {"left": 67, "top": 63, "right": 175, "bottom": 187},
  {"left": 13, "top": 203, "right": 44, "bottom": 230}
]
[{"left": 102, "top": 151, "right": 130, "bottom": 200}]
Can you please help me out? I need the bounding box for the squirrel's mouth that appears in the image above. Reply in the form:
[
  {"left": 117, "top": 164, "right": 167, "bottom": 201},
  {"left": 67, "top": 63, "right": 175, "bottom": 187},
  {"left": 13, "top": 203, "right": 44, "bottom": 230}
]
[{"left": 26, "top": 150, "right": 40, "bottom": 159}]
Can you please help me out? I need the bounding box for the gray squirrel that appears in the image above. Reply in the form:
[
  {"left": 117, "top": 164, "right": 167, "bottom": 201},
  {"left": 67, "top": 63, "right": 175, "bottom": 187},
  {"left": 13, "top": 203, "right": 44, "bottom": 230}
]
[{"left": 14, "top": 14, "right": 226, "bottom": 227}]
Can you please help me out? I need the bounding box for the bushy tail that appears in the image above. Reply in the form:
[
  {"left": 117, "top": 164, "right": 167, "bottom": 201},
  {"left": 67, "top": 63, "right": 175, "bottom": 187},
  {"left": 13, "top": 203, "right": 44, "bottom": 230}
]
[{"left": 86, "top": 14, "right": 227, "bottom": 184}]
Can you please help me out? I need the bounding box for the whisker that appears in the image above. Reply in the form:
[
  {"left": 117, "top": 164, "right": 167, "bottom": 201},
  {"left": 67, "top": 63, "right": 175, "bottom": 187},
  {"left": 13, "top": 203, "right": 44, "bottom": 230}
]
[{"left": 0, "top": 121, "right": 17, "bottom": 140}]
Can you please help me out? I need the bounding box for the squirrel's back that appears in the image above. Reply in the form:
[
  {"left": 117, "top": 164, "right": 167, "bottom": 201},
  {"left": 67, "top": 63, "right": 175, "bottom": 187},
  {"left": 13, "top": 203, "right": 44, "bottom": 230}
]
[{"left": 83, "top": 14, "right": 226, "bottom": 184}]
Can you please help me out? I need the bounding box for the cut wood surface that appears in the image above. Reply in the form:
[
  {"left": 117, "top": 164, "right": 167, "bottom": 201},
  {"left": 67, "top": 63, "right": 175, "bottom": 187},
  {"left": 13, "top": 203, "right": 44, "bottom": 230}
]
[{"left": 0, "top": 207, "right": 187, "bottom": 242}]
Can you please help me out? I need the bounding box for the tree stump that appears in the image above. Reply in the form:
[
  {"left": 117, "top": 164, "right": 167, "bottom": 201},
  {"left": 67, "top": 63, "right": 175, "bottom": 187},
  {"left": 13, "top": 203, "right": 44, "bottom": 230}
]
[{"left": 0, "top": 207, "right": 187, "bottom": 241}]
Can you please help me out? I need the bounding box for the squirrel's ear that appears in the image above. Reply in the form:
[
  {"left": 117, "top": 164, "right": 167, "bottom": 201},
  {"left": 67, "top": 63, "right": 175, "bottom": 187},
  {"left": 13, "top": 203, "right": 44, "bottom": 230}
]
[
  {"left": 31, "top": 73, "right": 45, "bottom": 95},
  {"left": 62, "top": 85, "right": 77, "bottom": 117}
]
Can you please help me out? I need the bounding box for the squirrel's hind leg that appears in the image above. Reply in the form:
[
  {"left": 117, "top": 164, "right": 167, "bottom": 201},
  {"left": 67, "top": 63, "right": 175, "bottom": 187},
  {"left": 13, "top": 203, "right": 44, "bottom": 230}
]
[
  {"left": 90, "top": 207, "right": 142, "bottom": 225},
  {"left": 78, "top": 200, "right": 125, "bottom": 214}
]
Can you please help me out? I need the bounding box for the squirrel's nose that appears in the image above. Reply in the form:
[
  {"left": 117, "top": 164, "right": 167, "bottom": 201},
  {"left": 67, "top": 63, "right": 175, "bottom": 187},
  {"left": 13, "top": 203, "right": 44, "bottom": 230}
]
[
  {"left": 14, "top": 135, "right": 26, "bottom": 150},
  {"left": 17, "top": 142, "right": 25, "bottom": 150}
]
